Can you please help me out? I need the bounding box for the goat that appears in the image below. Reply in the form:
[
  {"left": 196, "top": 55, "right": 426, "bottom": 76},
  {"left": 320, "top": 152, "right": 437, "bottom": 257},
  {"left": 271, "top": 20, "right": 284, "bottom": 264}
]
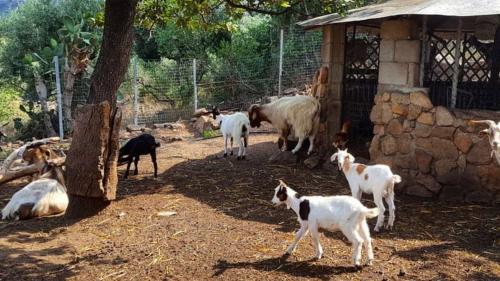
[
  {"left": 333, "top": 121, "right": 351, "bottom": 149},
  {"left": 470, "top": 120, "right": 500, "bottom": 165},
  {"left": 2, "top": 164, "right": 68, "bottom": 220},
  {"left": 248, "top": 95, "right": 320, "bottom": 155},
  {"left": 331, "top": 149, "right": 401, "bottom": 232},
  {"left": 271, "top": 180, "right": 378, "bottom": 268},
  {"left": 277, "top": 137, "right": 310, "bottom": 163},
  {"left": 118, "top": 134, "right": 160, "bottom": 179},
  {"left": 211, "top": 107, "right": 250, "bottom": 160}
]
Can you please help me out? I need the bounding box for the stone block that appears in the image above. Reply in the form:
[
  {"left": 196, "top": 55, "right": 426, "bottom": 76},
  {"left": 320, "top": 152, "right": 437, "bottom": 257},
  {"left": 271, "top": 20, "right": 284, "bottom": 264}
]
[
  {"left": 415, "top": 149, "right": 432, "bottom": 173},
  {"left": 387, "top": 119, "right": 403, "bottom": 135},
  {"left": 379, "top": 62, "right": 408, "bottom": 85},
  {"left": 407, "top": 63, "right": 420, "bottom": 87},
  {"left": 454, "top": 130, "right": 473, "bottom": 153},
  {"left": 435, "top": 106, "right": 455, "bottom": 126},
  {"left": 429, "top": 137, "right": 458, "bottom": 160},
  {"left": 406, "top": 184, "right": 434, "bottom": 197},
  {"left": 381, "top": 135, "right": 398, "bottom": 155},
  {"left": 380, "top": 39, "right": 395, "bottom": 62},
  {"left": 417, "top": 112, "right": 435, "bottom": 125},
  {"left": 439, "top": 185, "right": 465, "bottom": 202},
  {"left": 434, "top": 159, "right": 457, "bottom": 177},
  {"left": 416, "top": 173, "right": 442, "bottom": 193},
  {"left": 410, "top": 91, "right": 433, "bottom": 110},
  {"left": 414, "top": 123, "right": 432, "bottom": 137},
  {"left": 408, "top": 104, "right": 422, "bottom": 120},
  {"left": 403, "top": 120, "right": 415, "bottom": 132},
  {"left": 369, "top": 134, "right": 382, "bottom": 160},
  {"left": 465, "top": 190, "right": 493, "bottom": 204},
  {"left": 467, "top": 139, "right": 492, "bottom": 165},
  {"left": 430, "top": 126, "right": 456, "bottom": 139},
  {"left": 395, "top": 153, "right": 416, "bottom": 169},
  {"left": 373, "top": 125, "right": 385, "bottom": 135},
  {"left": 397, "top": 134, "right": 413, "bottom": 154},
  {"left": 391, "top": 93, "right": 411, "bottom": 105},
  {"left": 392, "top": 103, "right": 409, "bottom": 116},
  {"left": 395, "top": 40, "right": 421, "bottom": 63}
]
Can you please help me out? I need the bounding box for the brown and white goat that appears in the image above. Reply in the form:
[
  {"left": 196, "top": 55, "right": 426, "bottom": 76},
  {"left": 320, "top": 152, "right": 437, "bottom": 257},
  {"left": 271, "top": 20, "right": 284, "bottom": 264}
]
[
  {"left": 333, "top": 120, "right": 351, "bottom": 149},
  {"left": 471, "top": 120, "right": 500, "bottom": 165},
  {"left": 248, "top": 95, "right": 320, "bottom": 155}
]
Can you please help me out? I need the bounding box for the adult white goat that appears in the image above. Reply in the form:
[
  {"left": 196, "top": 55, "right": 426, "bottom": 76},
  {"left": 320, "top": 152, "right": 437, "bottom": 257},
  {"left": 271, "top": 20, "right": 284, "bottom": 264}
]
[
  {"left": 470, "top": 120, "right": 500, "bottom": 165},
  {"left": 271, "top": 180, "right": 378, "bottom": 268},
  {"left": 248, "top": 95, "right": 320, "bottom": 155},
  {"left": 212, "top": 107, "right": 250, "bottom": 160},
  {"left": 331, "top": 149, "right": 401, "bottom": 232},
  {"left": 2, "top": 166, "right": 68, "bottom": 220}
]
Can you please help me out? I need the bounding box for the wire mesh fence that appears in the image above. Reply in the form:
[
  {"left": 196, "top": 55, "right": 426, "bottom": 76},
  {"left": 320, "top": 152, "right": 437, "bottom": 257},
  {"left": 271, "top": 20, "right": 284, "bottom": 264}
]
[{"left": 66, "top": 26, "right": 323, "bottom": 129}]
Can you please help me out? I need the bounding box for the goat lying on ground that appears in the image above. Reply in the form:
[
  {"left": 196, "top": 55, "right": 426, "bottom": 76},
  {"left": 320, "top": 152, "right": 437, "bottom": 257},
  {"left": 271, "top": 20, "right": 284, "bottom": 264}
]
[
  {"left": 211, "top": 107, "right": 250, "bottom": 160},
  {"left": 470, "top": 120, "right": 500, "bottom": 165},
  {"left": 119, "top": 134, "right": 160, "bottom": 178},
  {"left": 331, "top": 149, "right": 401, "bottom": 232},
  {"left": 271, "top": 180, "right": 378, "bottom": 267},
  {"left": 248, "top": 95, "right": 320, "bottom": 155}
]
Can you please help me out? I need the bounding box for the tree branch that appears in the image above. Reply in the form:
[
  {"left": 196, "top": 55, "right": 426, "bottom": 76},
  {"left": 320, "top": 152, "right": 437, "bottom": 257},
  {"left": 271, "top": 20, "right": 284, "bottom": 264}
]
[{"left": 224, "top": 0, "right": 302, "bottom": 15}]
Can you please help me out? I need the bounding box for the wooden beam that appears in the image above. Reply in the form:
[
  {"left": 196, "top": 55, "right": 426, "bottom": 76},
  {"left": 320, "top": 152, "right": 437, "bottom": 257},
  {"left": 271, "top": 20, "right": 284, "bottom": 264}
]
[
  {"left": 0, "top": 157, "right": 66, "bottom": 186},
  {"left": 419, "top": 15, "right": 428, "bottom": 87},
  {"left": 450, "top": 18, "right": 463, "bottom": 109}
]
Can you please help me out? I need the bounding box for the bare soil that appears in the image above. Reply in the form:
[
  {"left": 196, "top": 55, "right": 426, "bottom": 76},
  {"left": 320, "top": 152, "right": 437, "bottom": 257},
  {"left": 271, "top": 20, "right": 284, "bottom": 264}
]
[{"left": 0, "top": 132, "right": 499, "bottom": 281}]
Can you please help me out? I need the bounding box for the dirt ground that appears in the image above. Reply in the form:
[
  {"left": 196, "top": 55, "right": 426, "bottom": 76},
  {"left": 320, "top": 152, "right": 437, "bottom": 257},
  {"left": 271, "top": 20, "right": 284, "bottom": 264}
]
[{"left": 0, "top": 132, "right": 499, "bottom": 281}]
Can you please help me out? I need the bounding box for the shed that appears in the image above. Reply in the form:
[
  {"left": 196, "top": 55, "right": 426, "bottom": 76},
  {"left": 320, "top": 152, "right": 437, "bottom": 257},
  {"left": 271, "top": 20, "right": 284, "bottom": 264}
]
[{"left": 299, "top": 0, "right": 500, "bottom": 202}]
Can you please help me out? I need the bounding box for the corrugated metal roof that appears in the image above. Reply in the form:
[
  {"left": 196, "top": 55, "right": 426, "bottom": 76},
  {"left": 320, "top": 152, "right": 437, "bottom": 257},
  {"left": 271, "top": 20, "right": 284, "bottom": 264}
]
[{"left": 297, "top": 0, "right": 500, "bottom": 29}]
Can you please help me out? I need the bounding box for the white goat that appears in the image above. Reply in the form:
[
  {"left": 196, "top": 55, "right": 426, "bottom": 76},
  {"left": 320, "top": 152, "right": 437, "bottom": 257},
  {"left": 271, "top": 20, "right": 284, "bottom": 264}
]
[
  {"left": 248, "top": 95, "right": 320, "bottom": 155},
  {"left": 470, "top": 120, "right": 500, "bottom": 165},
  {"left": 212, "top": 107, "right": 250, "bottom": 160},
  {"left": 271, "top": 180, "right": 378, "bottom": 267},
  {"left": 2, "top": 168, "right": 68, "bottom": 220},
  {"left": 331, "top": 149, "right": 401, "bottom": 232}
]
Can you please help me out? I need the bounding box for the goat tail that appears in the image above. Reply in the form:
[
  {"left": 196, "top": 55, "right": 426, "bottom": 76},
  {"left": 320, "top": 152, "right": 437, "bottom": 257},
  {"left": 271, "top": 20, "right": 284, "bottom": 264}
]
[
  {"left": 393, "top": 174, "right": 402, "bottom": 183},
  {"left": 362, "top": 207, "right": 380, "bottom": 219},
  {"left": 241, "top": 123, "right": 249, "bottom": 147}
]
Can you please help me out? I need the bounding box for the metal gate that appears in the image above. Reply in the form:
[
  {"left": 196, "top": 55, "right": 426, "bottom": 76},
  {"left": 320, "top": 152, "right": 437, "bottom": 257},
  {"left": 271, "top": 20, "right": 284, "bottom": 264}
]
[{"left": 342, "top": 27, "right": 380, "bottom": 147}]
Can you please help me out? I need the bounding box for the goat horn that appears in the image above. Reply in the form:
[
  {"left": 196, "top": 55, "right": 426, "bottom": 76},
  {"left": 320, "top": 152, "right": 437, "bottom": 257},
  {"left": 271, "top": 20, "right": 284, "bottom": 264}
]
[{"left": 469, "top": 120, "right": 496, "bottom": 127}]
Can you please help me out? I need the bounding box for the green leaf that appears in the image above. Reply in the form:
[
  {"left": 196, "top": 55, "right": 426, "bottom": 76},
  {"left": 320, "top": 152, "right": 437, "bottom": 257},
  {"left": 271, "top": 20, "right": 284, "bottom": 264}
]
[
  {"left": 22, "top": 54, "right": 33, "bottom": 64},
  {"left": 50, "top": 38, "right": 58, "bottom": 49}
]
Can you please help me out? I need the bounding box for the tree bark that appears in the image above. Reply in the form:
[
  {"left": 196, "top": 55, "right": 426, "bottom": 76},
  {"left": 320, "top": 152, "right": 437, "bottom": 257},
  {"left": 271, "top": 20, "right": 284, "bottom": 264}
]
[
  {"left": 62, "top": 61, "right": 77, "bottom": 133},
  {"left": 65, "top": 0, "right": 138, "bottom": 219},
  {"left": 34, "top": 77, "right": 57, "bottom": 137}
]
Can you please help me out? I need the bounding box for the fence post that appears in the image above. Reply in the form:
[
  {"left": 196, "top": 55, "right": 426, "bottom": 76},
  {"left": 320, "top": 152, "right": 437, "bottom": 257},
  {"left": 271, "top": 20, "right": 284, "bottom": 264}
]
[
  {"left": 278, "top": 29, "right": 284, "bottom": 96},
  {"left": 450, "top": 18, "right": 463, "bottom": 109},
  {"left": 193, "top": 59, "right": 198, "bottom": 111},
  {"left": 53, "top": 56, "right": 64, "bottom": 139},
  {"left": 133, "top": 57, "right": 139, "bottom": 125}
]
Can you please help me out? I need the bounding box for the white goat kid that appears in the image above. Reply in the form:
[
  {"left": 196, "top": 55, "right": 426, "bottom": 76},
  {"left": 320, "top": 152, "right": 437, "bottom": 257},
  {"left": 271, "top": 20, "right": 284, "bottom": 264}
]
[
  {"left": 331, "top": 149, "right": 401, "bottom": 232},
  {"left": 212, "top": 107, "right": 250, "bottom": 160},
  {"left": 271, "top": 180, "right": 379, "bottom": 268},
  {"left": 1, "top": 169, "right": 68, "bottom": 220},
  {"left": 470, "top": 120, "right": 500, "bottom": 165}
]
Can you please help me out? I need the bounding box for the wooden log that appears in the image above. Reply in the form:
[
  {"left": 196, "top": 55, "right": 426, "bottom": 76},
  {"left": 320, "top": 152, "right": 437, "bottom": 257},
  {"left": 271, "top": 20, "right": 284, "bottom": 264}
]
[{"left": 0, "top": 157, "right": 66, "bottom": 185}]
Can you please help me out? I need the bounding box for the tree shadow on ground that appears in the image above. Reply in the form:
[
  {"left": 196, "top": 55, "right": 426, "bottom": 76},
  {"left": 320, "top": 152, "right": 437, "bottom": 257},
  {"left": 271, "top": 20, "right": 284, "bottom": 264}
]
[{"left": 213, "top": 255, "right": 358, "bottom": 281}]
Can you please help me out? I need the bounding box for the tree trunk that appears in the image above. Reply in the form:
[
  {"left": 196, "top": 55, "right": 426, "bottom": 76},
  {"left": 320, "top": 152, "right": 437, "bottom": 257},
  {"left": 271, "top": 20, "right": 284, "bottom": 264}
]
[
  {"left": 62, "top": 61, "right": 77, "bottom": 133},
  {"left": 34, "top": 77, "right": 57, "bottom": 137},
  {"left": 65, "top": 0, "right": 138, "bottom": 219}
]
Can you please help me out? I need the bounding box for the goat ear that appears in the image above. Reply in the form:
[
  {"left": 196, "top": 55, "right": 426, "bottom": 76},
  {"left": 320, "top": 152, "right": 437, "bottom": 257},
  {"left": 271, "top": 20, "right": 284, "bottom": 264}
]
[
  {"left": 330, "top": 153, "right": 338, "bottom": 162},
  {"left": 278, "top": 179, "right": 286, "bottom": 186},
  {"left": 349, "top": 154, "right": 355, "bottom": 162},
  {"left": 479, "top": 128, "right": 490, "bottom": 137}
]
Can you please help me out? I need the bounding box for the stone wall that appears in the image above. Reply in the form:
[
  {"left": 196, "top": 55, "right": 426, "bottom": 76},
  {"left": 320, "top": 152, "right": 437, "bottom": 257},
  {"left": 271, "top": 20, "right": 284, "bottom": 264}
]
[{"left": 369, "top": 90, "right": 500, "bottom": 204}]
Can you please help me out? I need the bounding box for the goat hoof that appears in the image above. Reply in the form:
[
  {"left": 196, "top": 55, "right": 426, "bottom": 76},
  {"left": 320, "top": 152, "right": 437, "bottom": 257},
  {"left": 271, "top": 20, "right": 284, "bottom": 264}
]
[
  {"left": 230, "top": 151, "right": 234, "bottom": 156},
  {"left": 223, "top": 153, "right": 228, "bottom": 158},
  {"left": 236, "top": 156, "right": 241, "bottom": 160},
  {"left": 354, "top": 264, "right": 363, "bottom": 271},
  {"left": 366, "top": 260, "right": 373, "bottom": 266},
  {"left": 241, "top": 155, "right": 246, "bottom": 160}
]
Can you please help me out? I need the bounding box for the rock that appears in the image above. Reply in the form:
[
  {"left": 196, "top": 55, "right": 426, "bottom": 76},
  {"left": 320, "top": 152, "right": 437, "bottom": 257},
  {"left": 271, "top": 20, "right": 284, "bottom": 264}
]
[
  {"left": 454, "top": 130, "right": 473, "bottom": 153},
  {"left": 403, "top": 120, "right": 415, "bottom": 132},
  {"left": 415, "top": 137, "right": 433, "bottom": 151},
  {"left": 193, "top": 115, "right": 217, "bottom": 133},
  {"left": 435, "top": 106, "right": 455, "bottom": 126},
  {"left": 397, "top": 134, "right": 413, "bottom": 154},
  {"left": 457, "top": 154, "right": 467, "bottom": 172},
  {"left": 382, "top": 103, "right": 393, "bottom": 124},
  {"left": 126, "top": 124, "right": 145, "bottom": 132},
  {"left": 408, "top": 104, "right": 422, "bottom": 120},
  {"left": 429, "top": 138, "right": 458, "bottom": 160},
  {"left": 391, "top": 93, "right": 410, "bottom": 105},
  {"left": 436, "top": 168, "right": 460, "bottom": 185},
  {"left": 370, "top": 103, "right": 392, "bottom": 124},
  {"left": 374, "top": 93, "right": 383, "bottom": 104},
  {"left": 410, "top": 91, "right": 433, "bottom": 110},
  {"left": 465, "top": 190, "right": 492, "bottom": 204},
  {"left": 304, "top": 155, "right": 321, "bottom": 169},
  {"left": 382, "top": 92, "right": 391, "bottom": 102},
  {"left": 268, "top": 151, "right": 298, "bottom": 164},
  {"left": 381, "top": 135, "right": 398, "bottom": 155},
  {"left": 439, "top": 185, "right": 464, "bottom": 202},
  {"left": 369, "top": 135, "right": 382, "bottom": 160},
  {"left": 375, "top": 156, "right": 394, "bottom": 168},
  {"left": 395, "top": 154, "right": 416, "bottom": 169},
  {"left": 391, "top": 103, "right": 409, "bottom": 116},
  {"left": 434, "top": 159, "right": 457, "bottom": 177},
  {"left": 373, "top": 125, "right": 385, "bottom": 135},
  {"left": 415, "top": 149, "right": 432, "bottom": 173},
  {"left": 416, "top": 173, "right": 442, "bottom": 193},
  {"left": 461, "top": 165, "right": 481, "bottom": 187},
  {"left": 406, "top": 184, "right": 434, "bottom": 197},
  {"left": 192, "top": 108, "right": 209, "bottom": 118},
  {"left": 475, "top": 163, "right": 500, "bottom": 191},
  {"left": 466, "top": 139, "right": 492, "bottom": 165},
  {"left": 417, "top": 112, "right": 435, "bottom": 125},
  {"left": 413, "top": 123, "right": 432, "bottom": 137},
  {"left": 430, "top": 126, "right": 456, "bottom": 139},
  {"left": 387, "top": 119, "right": 404, "bottom": 135},
  {"left": 157, "top": 211, "right": 177, "bottom": 217}
]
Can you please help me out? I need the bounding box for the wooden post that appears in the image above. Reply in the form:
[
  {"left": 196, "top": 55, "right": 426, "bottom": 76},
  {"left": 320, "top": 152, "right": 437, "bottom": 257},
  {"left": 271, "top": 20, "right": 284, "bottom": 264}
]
[
  {"left": 451, "top": 18, "right": 463, "bottom": 109},
  {"left": 419, "top": 15, "right": 428, "bottom": 87}
]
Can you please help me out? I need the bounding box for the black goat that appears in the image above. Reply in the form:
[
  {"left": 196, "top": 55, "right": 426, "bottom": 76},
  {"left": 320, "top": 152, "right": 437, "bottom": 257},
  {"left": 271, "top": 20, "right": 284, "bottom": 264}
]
[{"left": 118, "top": 134, "right": 160, "bottom": 179}]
